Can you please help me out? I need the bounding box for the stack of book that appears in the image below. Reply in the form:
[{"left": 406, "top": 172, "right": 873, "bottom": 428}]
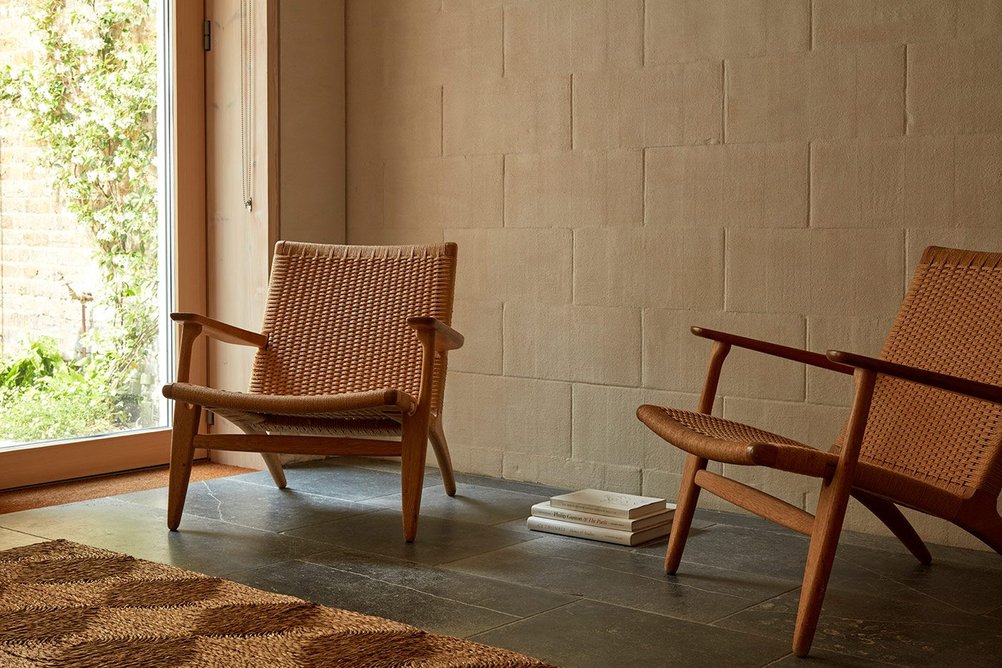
[{"left": 527, "top": 488, "right": 676, "bottom": 546}]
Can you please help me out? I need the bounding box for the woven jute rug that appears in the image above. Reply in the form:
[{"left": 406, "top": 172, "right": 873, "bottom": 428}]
[{"left": 0, "top": 540, "right": 555, "bottom": 667}]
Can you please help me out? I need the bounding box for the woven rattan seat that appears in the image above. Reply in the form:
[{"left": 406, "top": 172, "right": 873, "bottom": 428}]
[
  {"left": 639, "top": 407, "right": 837, "bottom": 478},
  {"left": 162, "top": 242, "right": 463, "bottom": 542},
  {"left": 638, "top": 246, "right": 1002, "bottom": 657}
]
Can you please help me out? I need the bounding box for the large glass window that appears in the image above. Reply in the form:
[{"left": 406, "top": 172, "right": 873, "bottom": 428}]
[{"left": 0, "top": 0, "right": 198, "bottom": 487}]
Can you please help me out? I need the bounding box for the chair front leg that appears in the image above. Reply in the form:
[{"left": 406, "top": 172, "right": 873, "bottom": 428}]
[
  {"left": 793, "top": 368, "right": 876, "bottom": 656},
  {"left": 167, "top": 401, "right": 201, "bottom": 531},
  {"left": 665, "top": 339, "right": 730, "bottom": 573},
  {"left": 399, "top": 325, "right": 440, "bottom": 542},
  {"left": 400, "top": 410, "right": 432, "bottom": 542},
  {"left": 665, "top": 453, "right": 708, "bottom": 573},
  {"left": 794, "top": 468, "right": 855, "bottom": 655}
]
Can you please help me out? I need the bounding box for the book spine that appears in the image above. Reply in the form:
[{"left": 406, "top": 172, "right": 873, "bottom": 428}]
[
  {"left": 527, "top": 517, "right": 636, "bottom": 545},
  {"left": 532, "top": 504, "right": 636, "bottom": 530},
  {"left": 531, "top": 503, "right": 674, "bottom": 531}
]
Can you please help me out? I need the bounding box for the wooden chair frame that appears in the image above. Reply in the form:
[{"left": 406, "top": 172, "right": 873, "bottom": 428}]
[
  {"left": 165, "top": 243, "right": 463, "bottom": 543},
  {"left": 639, "top": 247, "right": 1002, "bottom": 656}
]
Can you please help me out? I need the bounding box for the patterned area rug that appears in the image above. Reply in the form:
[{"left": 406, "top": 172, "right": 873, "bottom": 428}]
[{"left": 0, "top": 540, "right": 555, "bottom": 667}]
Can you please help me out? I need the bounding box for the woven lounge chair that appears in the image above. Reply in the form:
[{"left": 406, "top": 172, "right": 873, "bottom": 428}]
[
  {"left": 638, "top": 246, "right": 1002, "bottom": 656},
  {"left": 163, "top": 241, "right": 463, "bottom": 542}
]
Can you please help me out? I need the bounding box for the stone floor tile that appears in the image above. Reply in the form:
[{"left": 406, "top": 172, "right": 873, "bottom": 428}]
[
  {"left": 470, "top": 599, "right": 790, "bottom": 668},
  {"left": 675, "top": 523, "right": 971, "bottom": 612},
  {"left": 839, "top": 529, "right": 1002, "bottom": 572},
  {"left": 364, "top": 483, "right": 549, "bottom": 526},
  {"left": 284, "top": 509, "right": 534, "bottom": 566},
  {"left": 234, "top": 458, "right": 442, "bottom": 501},
  {"left": 228, "top": 558, "right": 521, "bottom": 638},
  {"left": 444, "top": 540, "right": 785, "bottom": 624},
  {"left": 117, "top": 477, "right": 383, "bottom": 533},
  {"left": 302, "top": 545, "right": 576, "bottom": 618},
  {"left": 0, "top": 497, "right": 329, "bottom": 578},
  {"left": 834, "top": 542, "right": 1002, "bottom": 614},
  {"left": 766, "top": 649, "right": 901, "bottom": 666},
  {"left": 716, "top": 586, "right": 1002, "bottom": 666},
  {"left": 508, "top": 534, "right": 799, "bottom": 601}
]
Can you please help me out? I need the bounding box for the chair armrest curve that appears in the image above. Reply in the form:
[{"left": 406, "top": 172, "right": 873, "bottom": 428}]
[
  {"left": 171, "top": 312, "right": 268, "bottom": 347},
  {"left": 692, "top": 326, "right": 853, "bottom": 375},
  {"left": 407, "top": 317, "right": 464, "bottom": 351},
  {"left": 826, "top": 350, "right": 1002, "bottom": 405}
]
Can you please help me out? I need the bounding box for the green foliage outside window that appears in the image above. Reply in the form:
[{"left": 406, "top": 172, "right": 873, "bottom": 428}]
[
  {"left": 0, "top": 337, "right": 117, "bottom": 440},
  {"left": 0, "top": 0, "right": 158, "bottom": 441}
]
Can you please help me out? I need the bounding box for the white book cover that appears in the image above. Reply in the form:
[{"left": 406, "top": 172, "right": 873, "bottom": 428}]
[
  {"left": 530, "top": 501, "right": 675, "bottom": 532},
  {"left": 526, "top": 516, "right": 672, "bottom": 546},
  {"left": 549, "top": 488, "right": 668, "bottom": 519}
]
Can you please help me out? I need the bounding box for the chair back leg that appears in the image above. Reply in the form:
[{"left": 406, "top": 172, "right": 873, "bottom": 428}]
[
  {"left": 261, "top": 453, "right": 288, "bottom": 489},
  {"left": 664, "top": 453, "right": 708, "bottom": 574},
  {"left": 954, "top": 495, "right": 1002, "bottom": 556},
  {"left": 851, "top": 489, "right": 931, "bottom": 564},
  {"left": 429, "top": 416, "right": 456, "bottom": 497},
  {"left": 167, "top": 403, "right": 201, "bottom": 531}
]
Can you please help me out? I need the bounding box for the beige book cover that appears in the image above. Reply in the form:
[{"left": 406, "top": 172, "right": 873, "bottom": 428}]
[{"left": 549, "top": 488, "right": 668, "bottom": 519}]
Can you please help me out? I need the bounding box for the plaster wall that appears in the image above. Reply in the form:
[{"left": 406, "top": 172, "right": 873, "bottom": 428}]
[{"left": 345, "top": 0, "right": 1002, "bottom": 549}]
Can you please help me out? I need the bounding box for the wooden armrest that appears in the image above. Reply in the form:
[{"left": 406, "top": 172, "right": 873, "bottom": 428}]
[
  {"left": 826, "top": 350, "right": 1002, "bottom": 405},
  {"left": 170, "top": 312, "right": 268, "bottom": 347},
  {"left": 691, "top": 327, "right": 852, "bottom": 375},
  {"left": 407, "top": 317, "right": 464, "bottom": 351}
]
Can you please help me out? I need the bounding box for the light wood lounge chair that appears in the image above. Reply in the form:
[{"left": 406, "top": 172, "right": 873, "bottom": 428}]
[
  {"left": 163, "top": 241, "right": 463, "bottom": 542},
  {"left": 638, "top": 246, "right": 1002, "bottom": 656}
]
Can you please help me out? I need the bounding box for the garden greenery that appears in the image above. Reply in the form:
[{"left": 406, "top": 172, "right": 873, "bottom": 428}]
[
  {"left": 0, "top": 0, "right": 158, "bottom": 441},
  {"left": 0, "top": 337, "right": 117, "bottom": 440}
]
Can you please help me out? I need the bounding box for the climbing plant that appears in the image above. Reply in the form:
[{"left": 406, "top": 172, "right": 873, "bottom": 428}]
[{"left": 0, "top": 0, "right": 158, "bottom": 439}]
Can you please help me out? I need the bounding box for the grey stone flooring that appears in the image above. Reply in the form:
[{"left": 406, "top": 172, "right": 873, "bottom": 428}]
[{"left": 2, "top": 458, "right": 1001, "bottom": 666}]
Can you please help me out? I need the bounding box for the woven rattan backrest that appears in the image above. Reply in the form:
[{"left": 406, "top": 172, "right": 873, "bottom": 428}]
[
  {"left": 853, "top": 247, "right": 1002, "bottom": 497},
  {"left": 250, "top": 242, "right": 457, "bottom": 414}
]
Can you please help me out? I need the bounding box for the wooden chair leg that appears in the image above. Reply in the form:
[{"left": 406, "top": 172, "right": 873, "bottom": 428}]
[
  {"left": 261, "top": 453, "right": 287, "bottom": 489},
  {"left": 400, "top": 416, "right": 431, "bottom": 543},
  {"left": 955, "top": 495, "right": 1002, "bottom": 556},
  {"left": 968, "top": 515, "right": 1002, "bottom": 556},
  {"left": 428, "top": 416, "right": 456, "bottom": 497},
  {"left": 792, "top": 367, "right": 876, "bottom": 656},
  {"left": 167, "top": 403, "right": 201, "bottom": 531},
  {"left": 793, "top": 475, "right": 854, "bottom": 657},
  {"left": 852, "top": 489, "right": 931, "bottom": 564},
  {"left": 664, "top": 454, "right": 708, "bottom": 574}
]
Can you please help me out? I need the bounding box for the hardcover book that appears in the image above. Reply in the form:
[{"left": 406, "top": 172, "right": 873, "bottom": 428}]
[
  {"left": 526, "top": 516, "right": 672, "bottom": 546},
  {"left": 530, "top": 501, "right": 675, "bottom": 532},
  {"left": 549, "top": 488, "right": 668, "bottom": 519}
]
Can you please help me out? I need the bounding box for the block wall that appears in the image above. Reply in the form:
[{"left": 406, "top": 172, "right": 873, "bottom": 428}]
[{"left": 345, "top": 0, "right": 1002, "bottom": 548}]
